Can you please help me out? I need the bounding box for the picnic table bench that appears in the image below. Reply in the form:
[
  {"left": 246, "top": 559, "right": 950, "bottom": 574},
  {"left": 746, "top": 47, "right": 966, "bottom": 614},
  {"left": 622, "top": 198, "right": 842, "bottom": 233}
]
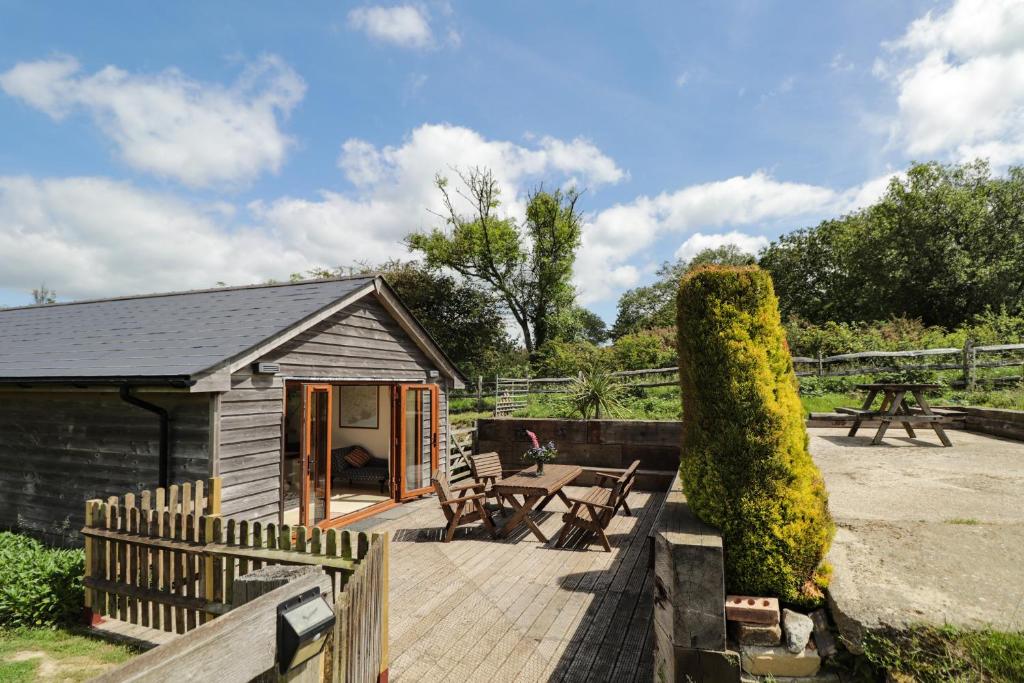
[{"left": 843, "top": 383, "right": 952, "bottom": 446}]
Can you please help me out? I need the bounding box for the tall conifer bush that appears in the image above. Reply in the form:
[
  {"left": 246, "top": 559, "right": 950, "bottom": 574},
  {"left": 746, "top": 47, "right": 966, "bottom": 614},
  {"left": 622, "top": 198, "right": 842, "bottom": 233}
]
[{"left": 676, "top": 265, "right": 833, "bottom": 603}]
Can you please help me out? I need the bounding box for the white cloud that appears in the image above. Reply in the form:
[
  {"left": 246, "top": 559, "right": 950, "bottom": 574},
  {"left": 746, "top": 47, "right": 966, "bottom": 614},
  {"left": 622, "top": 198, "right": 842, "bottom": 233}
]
[
  {"left": 0, "top": 123, "right": 627, "bottom": 303},
  {"left": 0, "top": 176, "right": 308, "bottom": 299},
  {"left": 830, "top": 53, "right": 854, "bottom": 72},
  {"left": 673, "top": 231, "right": 769, "bottom": 262},
  {"left": 253, "top": 123, "right": 627, "bottom": 267},
  {"left": 574, "top": 170, "right": 894, "bottom": 305},
  {"left": 348, "top": 5, "right": 434, "bottom": 49},
  {"left": 0, "top": 55, "right": 305, "bottom": 188},
  {"left": 878, "top": 0, "right": 1024, "bottom": 166}
]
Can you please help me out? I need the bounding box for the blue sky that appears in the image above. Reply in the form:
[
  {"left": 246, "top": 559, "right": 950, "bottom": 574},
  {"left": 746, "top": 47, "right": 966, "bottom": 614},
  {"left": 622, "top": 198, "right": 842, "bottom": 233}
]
[{"left": 1, "top": 0, "right": 1022, "bottom": 322}]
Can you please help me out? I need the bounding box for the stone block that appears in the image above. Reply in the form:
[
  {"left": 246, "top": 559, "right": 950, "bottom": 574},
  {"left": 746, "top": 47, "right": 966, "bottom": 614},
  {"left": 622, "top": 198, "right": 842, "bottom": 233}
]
[
  {"left": 730, "top": 620, "right": 782, "bottom": 646},
  {"left": 726, "top": 596, "right": 780, "bottom": 625},
  {"left": 740, "top": 645, "right": 821, "bottom": 678},
  {"left": 783, "top": 608, "right": 814, "bottom": 653}
]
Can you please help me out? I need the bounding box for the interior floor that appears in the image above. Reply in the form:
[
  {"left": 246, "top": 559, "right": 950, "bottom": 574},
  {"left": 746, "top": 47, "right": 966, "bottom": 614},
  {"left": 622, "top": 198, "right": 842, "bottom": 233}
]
[{"left": 282, "top": 482, "right": 391, "bottom": 525}]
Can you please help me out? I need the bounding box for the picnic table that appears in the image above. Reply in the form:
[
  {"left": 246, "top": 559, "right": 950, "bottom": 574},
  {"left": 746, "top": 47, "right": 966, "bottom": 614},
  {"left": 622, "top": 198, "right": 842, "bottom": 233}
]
[
  {"left": 493, "top": 464, "right": 582, "bottom": 542},
  {"left": 838, "top": 383, "right": 952, "bottom": 446}
]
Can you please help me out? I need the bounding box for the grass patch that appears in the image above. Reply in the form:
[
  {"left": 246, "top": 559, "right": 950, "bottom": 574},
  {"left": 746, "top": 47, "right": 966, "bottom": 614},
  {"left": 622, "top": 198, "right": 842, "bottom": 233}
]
[
  {"left": 863, "top": 625, "right": 1024, "bottom": 682},
  {"left": 0, "top": 628, "right": 138, "bottom": 682},
  {"left": 450, "top": 383, "right": 1024, "bottom": 424}
]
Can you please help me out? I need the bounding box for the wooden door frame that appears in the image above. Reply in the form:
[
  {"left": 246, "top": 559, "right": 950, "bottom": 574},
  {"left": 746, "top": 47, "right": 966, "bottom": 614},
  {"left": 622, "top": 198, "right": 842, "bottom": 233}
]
[
  {"left": 301, "top": 383, "right": 333, "bottom": 525},
  {"left": 394, "top": 383, "right": 439, "bottom": 500}
]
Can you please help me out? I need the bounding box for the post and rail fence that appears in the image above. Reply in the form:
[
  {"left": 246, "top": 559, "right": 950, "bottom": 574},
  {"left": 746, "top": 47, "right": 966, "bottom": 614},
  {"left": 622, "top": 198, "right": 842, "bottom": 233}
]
[
  {"left": 451, "top": 340, "right": 1024, "bottom": 415},
  {"left": 82, "top": 477, "right": 388, "bottom": 682}
]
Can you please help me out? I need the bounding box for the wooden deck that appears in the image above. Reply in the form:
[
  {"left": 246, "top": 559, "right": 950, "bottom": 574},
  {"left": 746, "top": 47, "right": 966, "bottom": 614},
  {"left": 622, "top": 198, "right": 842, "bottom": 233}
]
[{"left": 357, "top": 486, "right": 663, "bottom": 682}]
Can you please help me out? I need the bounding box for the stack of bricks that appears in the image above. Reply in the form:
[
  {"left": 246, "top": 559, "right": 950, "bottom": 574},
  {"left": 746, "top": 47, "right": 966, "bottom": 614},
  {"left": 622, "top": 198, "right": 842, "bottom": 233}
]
[
  {"left": 726, "top": 595, "right": 782, "bottom": 646},
  {"left": 726, "top": 595, "right": 823, "bottom": 678}
]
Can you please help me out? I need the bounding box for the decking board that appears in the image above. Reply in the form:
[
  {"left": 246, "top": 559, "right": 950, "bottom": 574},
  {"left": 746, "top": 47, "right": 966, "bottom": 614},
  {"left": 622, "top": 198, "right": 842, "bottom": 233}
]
[{"left": 363, "top": 487, "right": 663, "bottom": 682}]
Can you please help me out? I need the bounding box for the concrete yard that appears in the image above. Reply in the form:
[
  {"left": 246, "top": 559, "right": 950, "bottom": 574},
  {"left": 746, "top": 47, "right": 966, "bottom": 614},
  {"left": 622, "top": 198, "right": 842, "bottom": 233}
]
[{"left": 809, "top": 427, "right": 1024, "bottom": 651}]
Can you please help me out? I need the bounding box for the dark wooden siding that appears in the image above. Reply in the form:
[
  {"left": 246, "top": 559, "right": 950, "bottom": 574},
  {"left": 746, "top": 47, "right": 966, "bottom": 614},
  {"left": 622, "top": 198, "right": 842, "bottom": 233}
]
[
  {"left": 216, "top": 371, "right": 283, "bottom": 525},
  {"left": 263, "top": 297, "right": 435, "bottom": 380},
  {"left": 0, "top": 389, "right": 210, "bottom": 547},
  {"left": 216, "top": 292, "right": 451, "bottom": 522}
]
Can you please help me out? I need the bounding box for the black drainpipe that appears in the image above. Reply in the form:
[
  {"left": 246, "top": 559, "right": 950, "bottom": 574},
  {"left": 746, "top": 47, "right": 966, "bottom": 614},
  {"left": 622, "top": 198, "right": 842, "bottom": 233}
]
[{"left": 120, "top": 385, "right": 170, "bottom": 488}]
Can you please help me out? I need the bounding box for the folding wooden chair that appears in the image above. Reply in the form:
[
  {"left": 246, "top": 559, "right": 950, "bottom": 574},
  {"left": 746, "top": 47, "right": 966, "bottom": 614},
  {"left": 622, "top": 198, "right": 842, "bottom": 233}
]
[{"left": 431, "top": 470, "right": 497, "bottom": 543}]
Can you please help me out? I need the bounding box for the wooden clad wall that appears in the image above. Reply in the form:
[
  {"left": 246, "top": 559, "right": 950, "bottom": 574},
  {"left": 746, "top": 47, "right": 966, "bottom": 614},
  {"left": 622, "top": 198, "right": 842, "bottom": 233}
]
[
  {"left": 262, "top": 296, "right": 436, "bottom": 380},
  {"left": 0, "top": 389, "right": 210, "bottom": 547},
  {"left": 216, "top": 371, "right": 283, "bottom": 524},
  {"left": 216, "top": 292, "right": 452, "bottom": 522}
]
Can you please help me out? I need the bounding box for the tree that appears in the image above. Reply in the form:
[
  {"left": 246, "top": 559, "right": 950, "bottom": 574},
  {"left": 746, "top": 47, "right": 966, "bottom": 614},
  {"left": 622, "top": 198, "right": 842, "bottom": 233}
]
[
  {"left": 761, "top": 160, "right": 1024, "bottom": 328},
  {"left": 31, "top": 285, "right": 56, "bottom": 305},
  {"left": 406, "top": 167, "right": 583, "bottom": 356},
  {"left": 548, "top": 305, "right": 608, "bottom": 345},
  {"left": 676, "top": 265, "right": 833, "bottom": 604},
  {"left": 611, "top": 245, "right": 756, "bottom": 338}
]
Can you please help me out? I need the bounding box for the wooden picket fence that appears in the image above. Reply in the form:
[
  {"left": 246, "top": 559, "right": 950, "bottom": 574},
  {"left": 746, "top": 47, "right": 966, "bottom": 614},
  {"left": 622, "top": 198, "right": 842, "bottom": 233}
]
[{"left": 82, "top": 477, "right": 389, "bottom": 681}]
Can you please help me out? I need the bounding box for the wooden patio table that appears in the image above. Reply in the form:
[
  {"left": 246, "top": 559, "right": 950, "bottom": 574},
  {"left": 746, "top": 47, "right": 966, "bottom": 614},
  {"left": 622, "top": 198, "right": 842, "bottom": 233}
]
[
  {"left": 838, "top": 383, "right": 952, "bottom": 447},
  {"left": 493, "top": 464, "right": 583, "bottom": 542}
]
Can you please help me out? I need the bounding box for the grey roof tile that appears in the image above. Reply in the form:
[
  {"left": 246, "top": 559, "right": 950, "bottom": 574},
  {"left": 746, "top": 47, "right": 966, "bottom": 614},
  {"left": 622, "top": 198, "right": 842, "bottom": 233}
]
[{"left": 0, "top": 277, "right": 376, "bottom": 380}]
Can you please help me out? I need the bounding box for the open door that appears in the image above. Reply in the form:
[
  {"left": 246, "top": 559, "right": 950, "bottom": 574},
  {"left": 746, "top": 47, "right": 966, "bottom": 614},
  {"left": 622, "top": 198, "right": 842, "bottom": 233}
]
[
  {"left": 301, "top": 384, "right": 333, "bottom": 525},
  {"left": 393, "top": 384, "right": 439, "bottom": 500}
]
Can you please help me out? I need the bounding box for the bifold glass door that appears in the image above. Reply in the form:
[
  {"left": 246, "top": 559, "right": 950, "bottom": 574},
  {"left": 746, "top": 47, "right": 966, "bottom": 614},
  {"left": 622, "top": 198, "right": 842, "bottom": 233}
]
[
  {"left": 301, "top": 384, "right": 332, "bottom": 525},
  {"left": 395, "top": 384, "right": 438, "bottom": 499}
]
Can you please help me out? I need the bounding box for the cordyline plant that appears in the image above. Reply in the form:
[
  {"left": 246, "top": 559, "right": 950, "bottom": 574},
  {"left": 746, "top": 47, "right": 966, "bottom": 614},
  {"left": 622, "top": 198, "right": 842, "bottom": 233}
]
[{"left": 564, "top": 364, "right": 626, "bottom": 419}]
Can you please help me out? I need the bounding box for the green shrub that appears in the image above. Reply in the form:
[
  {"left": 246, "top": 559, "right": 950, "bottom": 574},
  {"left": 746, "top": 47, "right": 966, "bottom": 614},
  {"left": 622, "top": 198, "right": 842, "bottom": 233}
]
[
  {"left": 0, "top": 532, "right": 84, "bottom": 627},
  {"left": 676, "top": 265, "right": 834, "bottom": 604}
]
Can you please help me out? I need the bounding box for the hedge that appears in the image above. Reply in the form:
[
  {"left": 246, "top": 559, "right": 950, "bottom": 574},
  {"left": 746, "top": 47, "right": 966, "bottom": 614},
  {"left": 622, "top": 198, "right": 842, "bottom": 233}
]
[
  {"left": 676, "top": 265, "right": 834, "bottom": 604},
  {"left": 0, "top": 531, "right": 84, "bottom": 627}
]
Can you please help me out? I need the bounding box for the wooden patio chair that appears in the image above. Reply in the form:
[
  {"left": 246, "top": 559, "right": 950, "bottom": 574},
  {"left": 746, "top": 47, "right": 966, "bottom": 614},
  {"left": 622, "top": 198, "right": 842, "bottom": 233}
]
[
  {"left": 592, "top": 459, "right": 640, "bottom": 516},
  {"left": 468, "top": 452, "right": 509, "bottom": 509},
  {"left": 431, "top": 470, "right": 498, "bottom": 543},
  {"left": 554, "top": 461, "right": 639, "bottom": 552}
]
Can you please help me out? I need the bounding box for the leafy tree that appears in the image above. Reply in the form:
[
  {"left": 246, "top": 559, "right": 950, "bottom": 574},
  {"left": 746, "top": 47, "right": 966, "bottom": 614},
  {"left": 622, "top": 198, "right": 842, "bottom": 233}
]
[
  {"left": 761, "top": 160, "right": 1024, "bottom": 328},
  {"left": 31, "top": 284, "right": 56, "bottom": 305},
  {"left": 611, "top": 245, "right": 756, "bottom": 338},
  {"left": 676, "top": 265, "right": 833, "bottom": 604},
  {"left": 548, "top": 305, "right": 608, "bottom": 345},
  {"left": 406, "top": 167, "right": 583, "bottom": 356}
]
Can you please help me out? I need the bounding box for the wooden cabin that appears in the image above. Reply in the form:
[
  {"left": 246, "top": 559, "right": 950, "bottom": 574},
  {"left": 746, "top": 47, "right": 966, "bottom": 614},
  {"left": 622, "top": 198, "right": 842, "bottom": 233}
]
[{"left": 0, "top": 276, "right": 465, "bottom": 546}]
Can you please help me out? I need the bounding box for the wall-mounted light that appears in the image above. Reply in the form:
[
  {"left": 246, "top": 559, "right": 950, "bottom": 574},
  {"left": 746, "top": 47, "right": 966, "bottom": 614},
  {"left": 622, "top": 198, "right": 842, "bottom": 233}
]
[{"left": 276, "top": 588, "right": 336, "bottom": 673}]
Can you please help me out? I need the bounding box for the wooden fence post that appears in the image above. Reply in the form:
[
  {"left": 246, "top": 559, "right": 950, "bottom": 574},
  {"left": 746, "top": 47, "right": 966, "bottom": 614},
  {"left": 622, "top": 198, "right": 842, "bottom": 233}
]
[
  {"left": 476, "top": 375, "right": 483, "bottom": 412},
  {"left": 234, "top": 565, "right": 327, "bottom": 682},
  {"left": 817, "top": 352, "right": 824, "bottom": 377},
  {"left": 963, "top": 339, "right": 976, "bottom": 391}
]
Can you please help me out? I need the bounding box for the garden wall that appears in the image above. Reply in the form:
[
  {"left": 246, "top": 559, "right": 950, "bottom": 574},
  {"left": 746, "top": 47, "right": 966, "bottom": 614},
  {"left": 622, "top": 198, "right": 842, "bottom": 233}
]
[{"left": 475, "top": 417, "right": 680, "bottom": 490}]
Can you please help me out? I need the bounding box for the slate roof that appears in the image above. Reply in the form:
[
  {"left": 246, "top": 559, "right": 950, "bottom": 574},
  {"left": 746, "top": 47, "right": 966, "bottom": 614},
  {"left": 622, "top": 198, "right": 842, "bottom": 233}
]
[{"left": 0, "top": 277, "right": 377, "bottom": 383}]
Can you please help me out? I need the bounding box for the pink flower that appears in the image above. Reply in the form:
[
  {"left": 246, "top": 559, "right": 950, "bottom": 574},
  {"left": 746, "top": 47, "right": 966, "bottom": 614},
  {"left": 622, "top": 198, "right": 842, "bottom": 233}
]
[{"left": 526, "top": 430, "right": 540, "bottom": 449}]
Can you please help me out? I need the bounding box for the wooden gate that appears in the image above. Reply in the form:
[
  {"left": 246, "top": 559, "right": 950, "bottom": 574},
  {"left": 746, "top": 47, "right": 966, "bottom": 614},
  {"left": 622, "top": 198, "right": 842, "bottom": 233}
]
[{"left": 82, "top": 477, "right": 388, "bottom": 681}]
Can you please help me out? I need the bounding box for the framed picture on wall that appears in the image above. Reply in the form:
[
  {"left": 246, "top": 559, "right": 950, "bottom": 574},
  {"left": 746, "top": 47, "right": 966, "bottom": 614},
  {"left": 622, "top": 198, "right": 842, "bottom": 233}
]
[{"left": 338, "top": 385, "right": 379, "bottom": 429}]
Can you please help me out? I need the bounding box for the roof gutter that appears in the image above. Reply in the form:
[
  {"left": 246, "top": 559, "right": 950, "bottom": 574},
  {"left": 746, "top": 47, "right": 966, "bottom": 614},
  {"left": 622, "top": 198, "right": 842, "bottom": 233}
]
[{"left": 119, "top": 385, "right": 170, "bottom": 488}]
